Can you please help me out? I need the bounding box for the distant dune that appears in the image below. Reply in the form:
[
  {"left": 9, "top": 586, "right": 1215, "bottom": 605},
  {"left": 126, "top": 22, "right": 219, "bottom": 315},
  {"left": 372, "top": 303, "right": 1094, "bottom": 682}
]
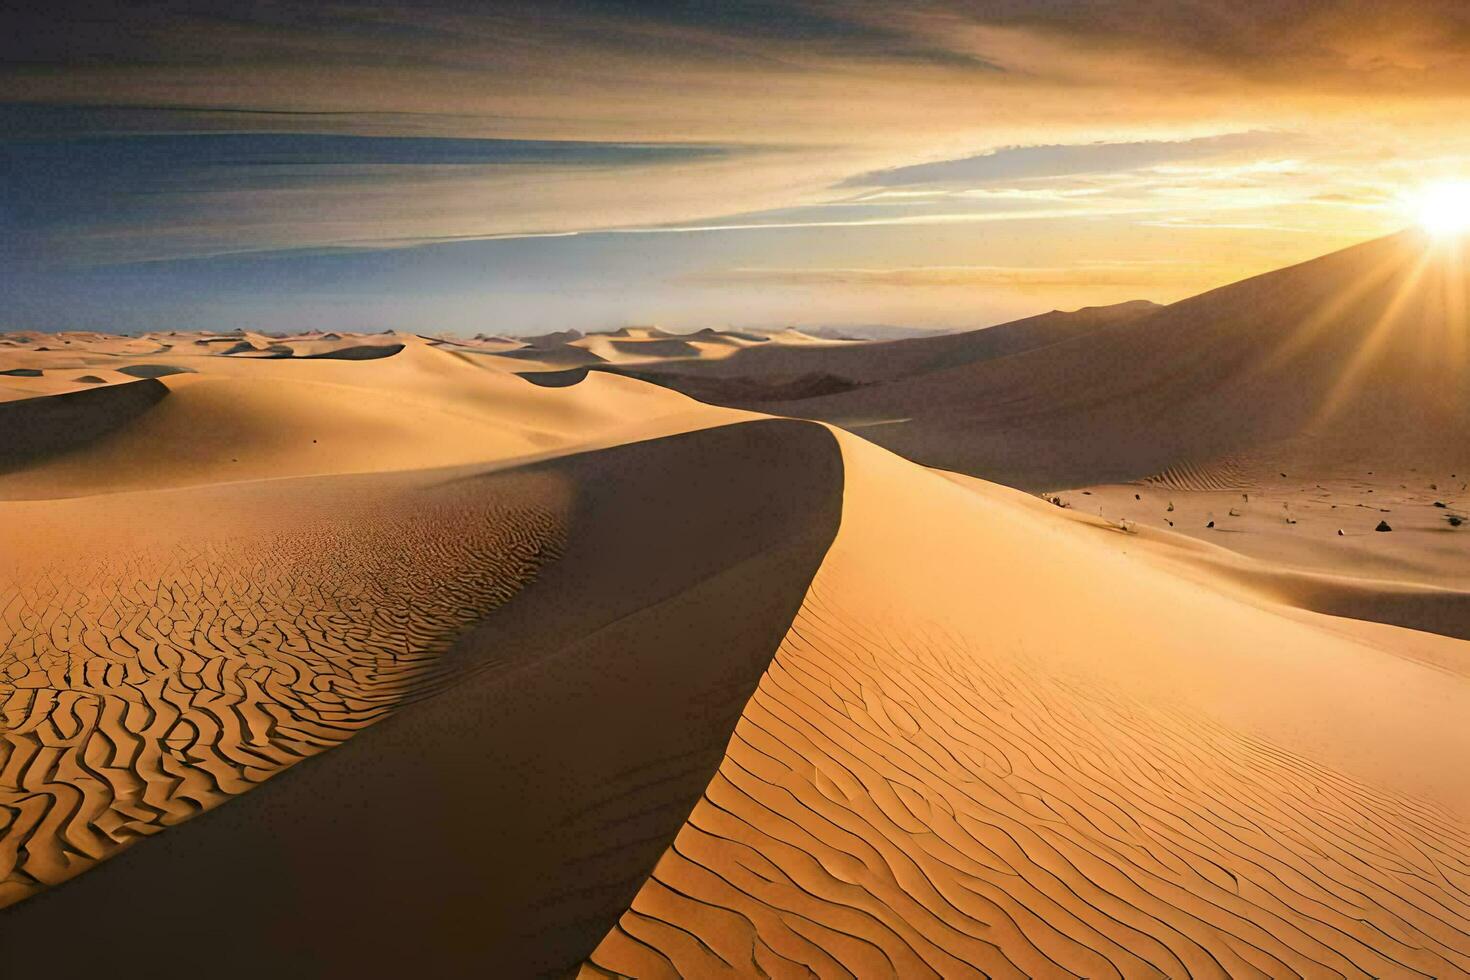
[
  {"left": 493, "top": 342, "right": 609, "bottom": 366},
  {"left": 633, "top": 299, "right": 1159, "bottom": 387},
  {"left": 799, "top": 324, "right": 952, "bottom": 342},
  {"left": 750, "top": 233, "right": 1469, "bottom": 489},
  {"left": 533, "top": 234, "right": 1470, "bottom": 494},
  {"left": 0, "top": 337, "right": 736, "bottom": 499},
  {"left": 552, "top": 232, "right": 1470, "bottom": 639}
]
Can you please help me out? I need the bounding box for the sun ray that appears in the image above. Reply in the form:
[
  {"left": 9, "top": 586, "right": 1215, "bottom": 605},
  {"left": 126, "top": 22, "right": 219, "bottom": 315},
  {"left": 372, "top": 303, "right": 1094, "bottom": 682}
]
[
  {"left": 1311, "top": 244, "right": 1435, "bottom": 428},
  {"left": 1440, "top": 236, "right": 1469, "bottom": 384},
  {"left": 1259, "top": 243, "right": 1416, "bottom": 374}
]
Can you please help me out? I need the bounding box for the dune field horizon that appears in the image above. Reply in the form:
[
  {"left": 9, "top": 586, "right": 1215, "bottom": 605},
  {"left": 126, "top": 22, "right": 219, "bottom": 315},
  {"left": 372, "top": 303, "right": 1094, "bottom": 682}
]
[{"left": 7, "top": 3, "right": 1470, "bottom": 977}]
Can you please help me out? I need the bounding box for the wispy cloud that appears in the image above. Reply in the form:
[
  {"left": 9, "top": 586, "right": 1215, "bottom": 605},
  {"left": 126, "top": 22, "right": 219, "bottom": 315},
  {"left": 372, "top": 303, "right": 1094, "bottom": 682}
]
[
  {"left": 682, "top": 260, "right": 1228, "bottom": 290},
  {"left": 0, "top": 127, "right": 799, "bottom": 264},
  {"left": 7, "top": 2, "right": 1470, "bottom": 331},
  {"left": 843, "top": 132, "right": 1310, "bottom": 187}
]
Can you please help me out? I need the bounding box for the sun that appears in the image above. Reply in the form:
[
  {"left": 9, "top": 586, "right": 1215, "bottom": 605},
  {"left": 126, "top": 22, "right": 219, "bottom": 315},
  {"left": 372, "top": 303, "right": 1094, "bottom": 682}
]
[{"left": 1409, "top": 180, "right": 1470, "bottom": 238}]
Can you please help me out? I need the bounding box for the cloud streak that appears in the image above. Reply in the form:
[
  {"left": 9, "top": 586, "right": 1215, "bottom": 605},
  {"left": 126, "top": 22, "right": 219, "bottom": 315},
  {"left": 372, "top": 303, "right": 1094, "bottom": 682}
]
[
  {"left": 682, "top": 261, "right": 1227, "bottom": 290},
  {"left": 7, "top": 1, "right": 1470, "bottom": 331},
  {"left": 843, "top": 132, "right": 1309, "bottom": 187}
]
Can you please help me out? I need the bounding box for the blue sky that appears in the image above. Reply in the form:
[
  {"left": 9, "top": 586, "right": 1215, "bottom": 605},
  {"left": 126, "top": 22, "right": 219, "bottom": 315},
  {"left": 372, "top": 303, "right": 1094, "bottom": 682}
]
[{"left": 6, "top": 2, "right": 1470, "bottom": 333}]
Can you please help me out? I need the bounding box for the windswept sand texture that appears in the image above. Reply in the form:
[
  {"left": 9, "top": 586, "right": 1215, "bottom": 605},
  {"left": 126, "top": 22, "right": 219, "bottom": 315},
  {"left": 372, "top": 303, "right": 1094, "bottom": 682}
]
[
  {"left": 0, "top": 464, "right": 568, "bottom": 906},
  {"left": 0, "top": 330, "right": 770, "bottom": 935},
  {"left": 585, "top": 432, "right": 1470, "bottom": 979}
]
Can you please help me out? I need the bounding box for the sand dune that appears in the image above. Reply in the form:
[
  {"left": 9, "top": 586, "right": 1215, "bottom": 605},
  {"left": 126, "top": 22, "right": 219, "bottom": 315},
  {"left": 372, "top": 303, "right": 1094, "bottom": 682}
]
[
  {"left": 585, "top": 430, "right": 1470, "bottom": 978},
  {"left": 624, "top": 300, "right": 1159, "bottom": 387},
  {"left": 0, "top": 340, "right": 771, "bottom": 928},
  {"left": 537, "top": 301, "right": 1156, "bottom": 411},
  {"left": 1047, "top": 477, "right": 1470, "bottom": 632},
  {"left": 220, "top": 340, "right": 406, "bottom": 360},
  {"left": 487, "top": 322, "right": 861, "bottom": 373},
  {"left": 0, "top": 339, "right": 738, "bottom": 498},
  {"left": 554, "top": 232, "right": 1470, "bottom": 638},
  {"left": 551, "top": 234, "right": 1468, "bottom": 497},
  {"left": 741, "top": 233, "right": 1470, "bottom": 490},
  {"left": 493, "top": 342, "right": 610, "bottom": 367},
  {"left": 2, "top": 420, "right": 842, "bottom": 977},
  {"left": 606, "top": 326, "right": 676, "bottom": 339}
]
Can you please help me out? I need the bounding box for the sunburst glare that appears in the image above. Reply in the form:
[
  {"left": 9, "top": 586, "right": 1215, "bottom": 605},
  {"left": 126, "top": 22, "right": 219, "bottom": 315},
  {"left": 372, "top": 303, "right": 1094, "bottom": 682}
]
[{"left": 1408, "top": 180, "right": 1470, "bottom": 237}]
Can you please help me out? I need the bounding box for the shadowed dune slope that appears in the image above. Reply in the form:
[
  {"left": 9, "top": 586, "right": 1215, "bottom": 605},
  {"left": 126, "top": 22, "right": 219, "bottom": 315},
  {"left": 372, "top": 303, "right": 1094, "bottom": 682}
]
[
  {"left": 609, "top": 338, "right": 701, "bottom": 358},
  {"left": 221, "top": 342, "right": 408, "bottom": 361},
  {"left": 116, "top": 364, "right": 196, "bottom": 379},
  {"left": 0, "top": 380, "right": 168, "bottom": 472},
  {"left": 301, "top": 342, "right": 405, "bottom": 360},
  {"left": 518, "top": 366, "right": 596, "bottom": 388},
  {"left": 604, "top": 368, "right": 869, "bottom": 405},
  {"left": 495, "top": 343, "right": 609, "bottom": 366},
  {"left": 0, "top": 464, "right": 569, "bottom": 907},
  {"left": 616, "top": 300, "right": 1159, "bottom": 389},
  {"left": 1, "top": 419, "right": 844, "bottom": 979},
  {"left": 585, "top": 430, "right": 1470, "bottom": 979},
  {"left": 750, "top": 232, "right": 1470, "bottom": 488},
  {"left": 589, "top": 232, "right": 1462, "bottom": 490},
  {"left": 1221, "top": 560, "right": 1470, "bottom": 640}
]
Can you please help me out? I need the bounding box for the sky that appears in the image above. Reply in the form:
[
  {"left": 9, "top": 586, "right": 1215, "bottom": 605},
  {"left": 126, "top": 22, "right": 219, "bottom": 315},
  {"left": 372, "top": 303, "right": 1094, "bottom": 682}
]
[{"left": 8, "top": 1, "right": 1470, "bottom": 335}]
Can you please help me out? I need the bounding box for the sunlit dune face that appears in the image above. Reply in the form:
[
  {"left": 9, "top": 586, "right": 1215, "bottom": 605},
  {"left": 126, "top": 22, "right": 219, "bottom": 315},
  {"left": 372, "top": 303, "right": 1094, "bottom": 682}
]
[{"left": 1408, "top": 181, "right": 1470, "bottom": 238}]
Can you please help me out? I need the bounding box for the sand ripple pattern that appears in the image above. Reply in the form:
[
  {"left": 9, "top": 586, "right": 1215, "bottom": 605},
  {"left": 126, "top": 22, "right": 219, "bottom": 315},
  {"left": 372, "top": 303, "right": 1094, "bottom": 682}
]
[
  {"left": 587, "top": 574, "right": 1470, "bottom": 978},
  {"left": 0, "top": 473, "right": 563, "bottom": 906},
  {"left": 1142, "top": 457, "right": 1250, "bottom": 492}
]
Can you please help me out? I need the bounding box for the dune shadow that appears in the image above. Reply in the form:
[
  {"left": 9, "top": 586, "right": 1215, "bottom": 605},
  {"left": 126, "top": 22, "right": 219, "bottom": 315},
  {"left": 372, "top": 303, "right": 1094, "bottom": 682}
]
[
  {"left": 301, "top": 343, "right": 405, "bottom": 360},
  {"left": 116, "top": 363, "right": 196, "bottom": 378},
  {"left": 493, "top": 344, "right": 607, "bottom": 366},
  {"left": 0, "top": 379, "right": 168, "bottom": 472},
  {"left": 516, "top": 366, "right": 590, "bottom": 387},
  {"left": 603, "top": 366, "right": 868, "bottom": 403},
  {"left": 609, "top": 338, "right": 699, "bottom": 358},
  {"left": 1269, "top": 576, "right": 1470, "bottom": 641}
]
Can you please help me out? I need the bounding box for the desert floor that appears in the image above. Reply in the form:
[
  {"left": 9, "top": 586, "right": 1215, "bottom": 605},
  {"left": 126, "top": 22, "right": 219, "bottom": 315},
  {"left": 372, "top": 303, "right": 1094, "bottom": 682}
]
[{"left": 3, "top": 236, "right": 1470, "bottom": 977}]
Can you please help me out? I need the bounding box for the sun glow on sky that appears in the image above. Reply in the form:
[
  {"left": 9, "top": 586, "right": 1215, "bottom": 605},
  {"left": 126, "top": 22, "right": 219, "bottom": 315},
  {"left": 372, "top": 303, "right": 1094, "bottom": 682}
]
[
  {"left": 1409, "top": 181, "right": 1470, "bottom": 238},
  {"left": 17, "top": 3, "right": 1470, "bottom": 332}
]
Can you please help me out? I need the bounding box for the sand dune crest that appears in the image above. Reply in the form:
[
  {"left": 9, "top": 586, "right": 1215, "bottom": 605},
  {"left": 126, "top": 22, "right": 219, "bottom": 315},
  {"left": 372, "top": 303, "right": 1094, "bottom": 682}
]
[{"left": 585, "top": 430, "right": 1470, "bottom": 978}]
